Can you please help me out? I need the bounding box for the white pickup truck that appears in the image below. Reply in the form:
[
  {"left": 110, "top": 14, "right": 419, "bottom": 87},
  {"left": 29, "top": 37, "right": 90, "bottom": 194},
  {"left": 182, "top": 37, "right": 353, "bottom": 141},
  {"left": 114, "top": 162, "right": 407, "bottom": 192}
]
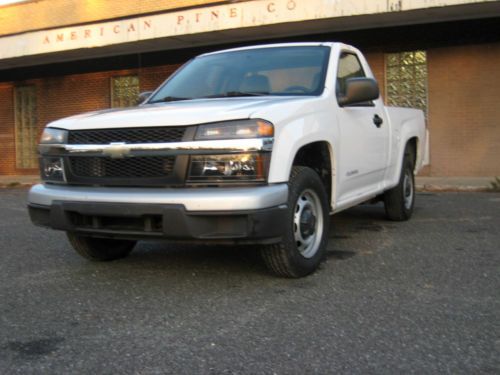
[{"left": 29, "top": 42, "right": 426, "bottom": 277}]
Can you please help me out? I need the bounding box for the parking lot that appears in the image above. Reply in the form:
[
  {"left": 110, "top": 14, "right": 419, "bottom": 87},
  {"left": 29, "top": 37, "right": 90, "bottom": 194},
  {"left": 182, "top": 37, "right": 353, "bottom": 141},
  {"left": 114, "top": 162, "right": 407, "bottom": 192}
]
[{"left": 0, "top": 189, "right": 499, "bottom": 374}]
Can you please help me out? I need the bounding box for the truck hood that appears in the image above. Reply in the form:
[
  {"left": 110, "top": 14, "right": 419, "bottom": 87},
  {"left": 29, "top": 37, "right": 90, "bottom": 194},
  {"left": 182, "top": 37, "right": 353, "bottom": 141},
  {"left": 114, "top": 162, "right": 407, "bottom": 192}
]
[{"left": 48, "top": 97, "right": 310, "bottom": 130}]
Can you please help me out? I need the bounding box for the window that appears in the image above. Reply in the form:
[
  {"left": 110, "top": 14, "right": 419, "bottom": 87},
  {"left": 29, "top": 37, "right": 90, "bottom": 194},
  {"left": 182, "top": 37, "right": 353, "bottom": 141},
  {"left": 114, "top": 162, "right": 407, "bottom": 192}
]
[
  {"left": 111, "top": 76, "right": 139, "bottom": 108},
  {"left": 14, "top": 86, "right": 38, "bottom": 169},
  {"left": 385, "top": 51, "right": 428, "bottom": 115},
  {"left": 336, "top": 52, "right": 366, "bottom": 97}
]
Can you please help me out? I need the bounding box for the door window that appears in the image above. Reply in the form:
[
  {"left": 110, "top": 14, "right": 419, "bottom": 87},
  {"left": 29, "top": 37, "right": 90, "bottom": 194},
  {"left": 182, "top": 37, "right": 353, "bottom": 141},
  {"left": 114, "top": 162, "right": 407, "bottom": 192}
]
[{"left": 336, "top": 52, "right": 366, "bottom": 97}]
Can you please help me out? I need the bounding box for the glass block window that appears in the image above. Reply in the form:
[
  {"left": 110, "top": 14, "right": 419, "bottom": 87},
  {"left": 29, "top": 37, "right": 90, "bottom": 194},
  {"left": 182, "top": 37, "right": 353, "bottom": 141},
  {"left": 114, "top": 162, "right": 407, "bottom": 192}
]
[
  {"left": 385, "top": 51, "right": 428, "bottom": 115},
  {"left": 14, "top": 86, "right": 38, "bottom": 169},
  {"left": 111, "top": 76, "right": 139, "bottom": 108}
]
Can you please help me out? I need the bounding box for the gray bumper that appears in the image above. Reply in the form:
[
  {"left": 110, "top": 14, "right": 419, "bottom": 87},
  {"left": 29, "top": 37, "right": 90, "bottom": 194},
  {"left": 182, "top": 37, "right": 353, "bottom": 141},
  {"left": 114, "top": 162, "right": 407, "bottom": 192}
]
[
  {"left": 28, "top": 183, "right": 288, "bottom": 211},
  {"left": 27, "top": 183, "right": 289, "bottom": 242}
]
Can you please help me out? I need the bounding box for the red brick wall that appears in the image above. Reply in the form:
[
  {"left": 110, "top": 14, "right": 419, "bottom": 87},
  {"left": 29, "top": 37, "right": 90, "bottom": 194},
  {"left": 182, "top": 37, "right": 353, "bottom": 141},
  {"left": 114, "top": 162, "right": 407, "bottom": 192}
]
[
  {"left": 364, "top": 52, "right": 385, "bottom": 100},
  {"left": 0, "top": 64, "right": 180, "bottom": 175},
  {"left": 139, "top": 65, "right": 179, "bottom": 92},
  {"left": 1, "top": 44, "right": 500, "bottom": 176},
  {"left": 427, "top": 43, "right": 500, "bottom": 176},
  {"left": 366, "top": 45, "right": 500, "bottom": 177}
]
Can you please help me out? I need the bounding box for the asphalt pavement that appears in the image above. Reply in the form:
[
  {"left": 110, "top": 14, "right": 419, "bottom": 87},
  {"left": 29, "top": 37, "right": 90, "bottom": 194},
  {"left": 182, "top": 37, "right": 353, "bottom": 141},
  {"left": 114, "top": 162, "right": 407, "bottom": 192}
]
[{"left": 0, "top": 189, "right": 499, "bottom": 374}]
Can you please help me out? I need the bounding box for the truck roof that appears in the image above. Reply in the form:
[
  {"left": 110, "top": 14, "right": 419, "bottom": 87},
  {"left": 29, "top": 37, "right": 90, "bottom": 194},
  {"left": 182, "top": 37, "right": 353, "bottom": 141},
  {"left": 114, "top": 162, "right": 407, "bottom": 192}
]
[{"left": 200, "top": 42, "right": 339, "bottom": 57}]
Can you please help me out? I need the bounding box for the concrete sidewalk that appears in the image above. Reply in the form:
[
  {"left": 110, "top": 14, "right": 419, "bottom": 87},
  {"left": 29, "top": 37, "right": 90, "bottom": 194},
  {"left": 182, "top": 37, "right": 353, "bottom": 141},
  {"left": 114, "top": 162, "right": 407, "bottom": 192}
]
[
  {"left": 0, "top": 174, "right": 497, "bottom": 191},
  {"left": 0, "top": 175, "right": 40, "bottom": 188},
  {"left": 415, "top": 176, "right": 496, "bottom": 192}
]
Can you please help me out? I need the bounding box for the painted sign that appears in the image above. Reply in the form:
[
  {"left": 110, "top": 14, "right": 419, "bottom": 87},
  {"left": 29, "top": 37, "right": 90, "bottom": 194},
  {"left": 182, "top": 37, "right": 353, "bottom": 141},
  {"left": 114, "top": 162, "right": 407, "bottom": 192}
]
[{"left": 0, "top": 0, "right": 495, "bottom": 60}]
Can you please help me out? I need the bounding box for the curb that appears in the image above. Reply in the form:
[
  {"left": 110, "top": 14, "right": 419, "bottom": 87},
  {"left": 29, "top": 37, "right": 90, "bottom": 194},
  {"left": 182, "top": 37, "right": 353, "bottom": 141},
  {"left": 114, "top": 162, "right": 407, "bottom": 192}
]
[
  {"left": 0, "top": 182, "right": 38, "bottom": 189},
  {"left": 416, "top": 184, "right": 492, "bottom": 192}
]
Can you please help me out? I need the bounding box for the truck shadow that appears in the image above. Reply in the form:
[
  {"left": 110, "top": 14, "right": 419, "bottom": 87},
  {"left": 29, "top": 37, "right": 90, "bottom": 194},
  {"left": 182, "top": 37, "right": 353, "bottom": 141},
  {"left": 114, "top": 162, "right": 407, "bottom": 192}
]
[
  {"left": 128, "top": 241, "right": 269, "bottom": 276},
  {"left": 324, "top": 201, "right": 399, "bottom": 260},
  {"left": 109, "top": 202, "right": 394, "bottom": 275}
]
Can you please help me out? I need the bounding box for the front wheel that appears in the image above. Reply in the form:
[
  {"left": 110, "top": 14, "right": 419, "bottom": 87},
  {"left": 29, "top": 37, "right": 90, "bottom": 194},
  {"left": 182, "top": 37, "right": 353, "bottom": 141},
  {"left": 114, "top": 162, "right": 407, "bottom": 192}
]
[
  {"left": 261, "top": 166, "right": 330, "bottom": 278},
  {"left": 66, "top": 233, "right": 136, "bottom": 261}
]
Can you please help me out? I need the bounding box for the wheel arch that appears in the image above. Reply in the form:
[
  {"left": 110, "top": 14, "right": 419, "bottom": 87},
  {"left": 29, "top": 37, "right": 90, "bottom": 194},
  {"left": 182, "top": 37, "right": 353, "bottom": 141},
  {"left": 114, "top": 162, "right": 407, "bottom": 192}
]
[
  {"left": 405, "top": 136, "right": 418, "bottom": 167},
  {"left": 390, "top": 135, "right": 420, "bottom": 188},
  {"left": 291, "top": 141, "right": 335, "bottom": 210}
]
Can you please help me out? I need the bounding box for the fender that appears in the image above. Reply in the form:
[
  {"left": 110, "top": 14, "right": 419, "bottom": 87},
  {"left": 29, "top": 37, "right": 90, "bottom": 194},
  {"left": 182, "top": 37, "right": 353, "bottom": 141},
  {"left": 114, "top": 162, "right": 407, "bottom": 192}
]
[
  {"left": 385, "top": 109, "right": 426, "bottom": 189},
  {"left": 267, "top": 110, "right": 337, "bottom": 185}
]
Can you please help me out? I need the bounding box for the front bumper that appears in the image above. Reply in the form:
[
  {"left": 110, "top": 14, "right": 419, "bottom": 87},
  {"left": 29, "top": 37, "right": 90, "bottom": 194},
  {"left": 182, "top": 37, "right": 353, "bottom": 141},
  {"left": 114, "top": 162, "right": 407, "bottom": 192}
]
[{"left": 28, "top": 184, "right": 288, "bottom": 242}]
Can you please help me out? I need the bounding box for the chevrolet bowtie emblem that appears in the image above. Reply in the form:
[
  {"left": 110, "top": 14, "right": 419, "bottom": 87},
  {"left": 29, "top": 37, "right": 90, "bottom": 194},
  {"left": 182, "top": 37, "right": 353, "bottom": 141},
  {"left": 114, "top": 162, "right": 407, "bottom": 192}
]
[{"left": 103, "top": 142, "right": 130, "bottom": 159}]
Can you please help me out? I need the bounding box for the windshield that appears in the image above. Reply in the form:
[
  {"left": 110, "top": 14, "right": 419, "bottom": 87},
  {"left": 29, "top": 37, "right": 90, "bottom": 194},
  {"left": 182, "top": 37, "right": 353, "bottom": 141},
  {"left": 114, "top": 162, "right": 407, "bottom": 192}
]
[{"left": 148, "top": 46, "right": 330, "bottom": 102}]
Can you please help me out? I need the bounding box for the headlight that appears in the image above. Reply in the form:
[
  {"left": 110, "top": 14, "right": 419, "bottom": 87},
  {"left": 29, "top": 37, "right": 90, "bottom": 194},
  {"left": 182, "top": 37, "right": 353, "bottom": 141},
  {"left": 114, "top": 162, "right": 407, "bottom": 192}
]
[
  {"left": 195, "top": 119, "right": 273, "bottom": 140},
  {"left": 40, "top": 128, "right": 68, "bottom": 144},
  {"left": 188, "top": 153, "right": 269, "bottom": 183},
  {"left": 40, "top": 157, "right": 66, "bottom": 183}
]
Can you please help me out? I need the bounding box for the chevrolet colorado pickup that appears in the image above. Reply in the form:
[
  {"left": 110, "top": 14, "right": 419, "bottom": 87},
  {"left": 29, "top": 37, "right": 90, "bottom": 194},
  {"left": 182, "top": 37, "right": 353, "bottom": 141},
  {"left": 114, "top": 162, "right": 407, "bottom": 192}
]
[{"left": 28, "top": 42, "right": 427, "bottom": 277}]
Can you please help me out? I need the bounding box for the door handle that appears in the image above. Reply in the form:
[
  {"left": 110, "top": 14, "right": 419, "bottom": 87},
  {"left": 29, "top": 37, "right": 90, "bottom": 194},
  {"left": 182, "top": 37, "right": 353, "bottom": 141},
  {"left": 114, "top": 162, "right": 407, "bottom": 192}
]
[{"left": 373, "top": 114, "right": 383, "bottom": 128}]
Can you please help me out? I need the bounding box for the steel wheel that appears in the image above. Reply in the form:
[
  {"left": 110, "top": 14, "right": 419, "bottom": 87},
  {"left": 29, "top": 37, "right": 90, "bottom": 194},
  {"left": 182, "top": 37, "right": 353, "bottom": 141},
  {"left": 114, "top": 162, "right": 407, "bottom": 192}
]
[
  {"left": 260, "top": 166, "right": 330, "bottom": 278},
  {"left": 293, "top": 189, "right": 324, "bottom": 259},
  {"left": 384, "top": 145, "right": 415, "bottom": 221},
  {"left": 403, "top": 169, "right": 414, "bottom": 210}
]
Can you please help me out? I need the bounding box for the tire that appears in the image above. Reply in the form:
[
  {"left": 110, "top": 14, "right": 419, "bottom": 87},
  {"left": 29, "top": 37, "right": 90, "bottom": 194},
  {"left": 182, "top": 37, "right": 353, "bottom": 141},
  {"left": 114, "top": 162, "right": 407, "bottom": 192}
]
[
  {"left": 66, "top": 232, "right": 136, "bottom": 261},
  {"left": 384, "top": 149, "right": 415, "bottom": 221},
  {"left": 261, "top": 166, "right": 330, "bottom": 278}
]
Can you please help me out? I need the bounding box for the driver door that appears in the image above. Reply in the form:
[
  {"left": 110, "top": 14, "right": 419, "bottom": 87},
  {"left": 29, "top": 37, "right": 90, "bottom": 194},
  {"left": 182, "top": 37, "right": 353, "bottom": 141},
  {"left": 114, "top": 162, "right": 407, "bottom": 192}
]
[{"left": 335, "top": 52, "right": 389, "bottom": 202}]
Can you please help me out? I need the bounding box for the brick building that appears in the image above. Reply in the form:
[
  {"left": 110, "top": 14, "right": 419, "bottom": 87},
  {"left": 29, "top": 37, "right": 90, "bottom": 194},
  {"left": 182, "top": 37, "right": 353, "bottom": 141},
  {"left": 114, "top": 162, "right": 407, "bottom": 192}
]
[{"left": 0, "top": 0, "right": 499, "bottom": 177}]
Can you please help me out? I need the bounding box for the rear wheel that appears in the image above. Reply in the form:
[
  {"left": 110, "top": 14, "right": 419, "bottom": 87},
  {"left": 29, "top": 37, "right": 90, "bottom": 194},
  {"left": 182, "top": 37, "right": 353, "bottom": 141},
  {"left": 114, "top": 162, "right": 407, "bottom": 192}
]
[
  {"left": 66, "top": 232, "right": 136, "bottom": 261},
  {"left": 384, "top": 149, "right": 415, "bottom": 221},
  {"left": 261, "top": 166, "right": 330, "bottom": 278}
]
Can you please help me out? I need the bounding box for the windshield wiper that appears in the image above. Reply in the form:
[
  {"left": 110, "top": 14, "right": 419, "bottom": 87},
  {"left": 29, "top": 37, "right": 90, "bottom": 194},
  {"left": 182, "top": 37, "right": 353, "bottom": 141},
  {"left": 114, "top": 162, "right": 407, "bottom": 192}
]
[
  {"left": 149, "top": 92, "right": 268, "bottom": 103},
  {"left": 204, "top": 91, "right": 270, "bottom": 98},
  {"left": 148, "top": 96, "right": 192, "bottom": 103}
]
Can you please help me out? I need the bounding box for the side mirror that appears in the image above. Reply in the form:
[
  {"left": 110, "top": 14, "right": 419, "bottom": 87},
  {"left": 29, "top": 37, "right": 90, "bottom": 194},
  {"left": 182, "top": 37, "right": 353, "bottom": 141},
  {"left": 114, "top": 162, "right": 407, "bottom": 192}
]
[
  {"left": 137, "top": 91, "right": 153, "bottom": 104},
  {"left": 337, "top": 78, "right": 379, "bottom": 107}
]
